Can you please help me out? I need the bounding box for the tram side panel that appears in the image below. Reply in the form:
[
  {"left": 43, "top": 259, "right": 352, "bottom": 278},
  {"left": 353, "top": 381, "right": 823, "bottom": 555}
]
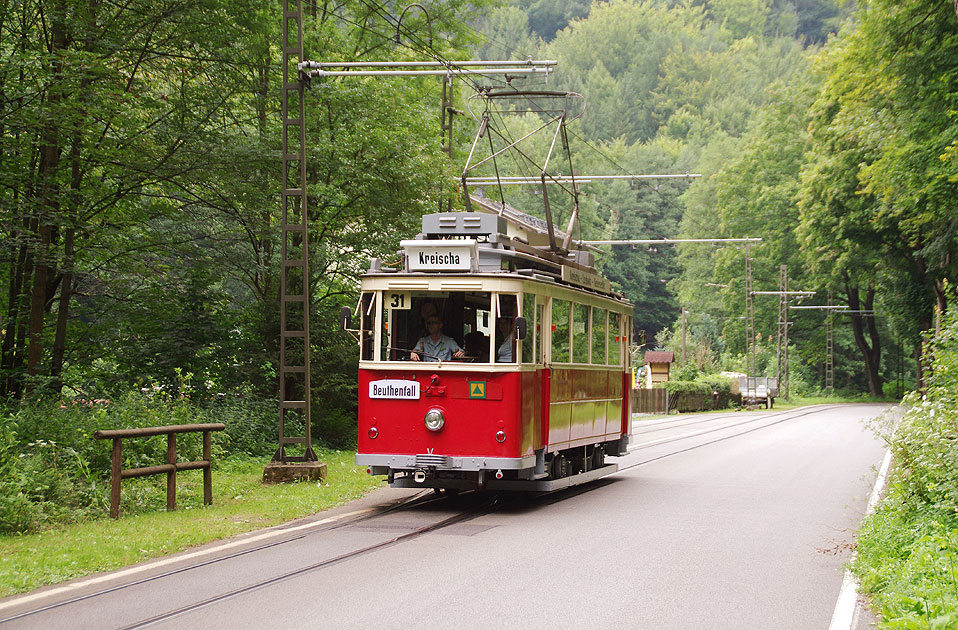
[
  {"left": 546, "top": 367, "right": 627, "bottom": 451},
  {"left": 548, "top": 368, "right": 572, "bottom": 447},
  {"left": 520, "top": 369, "right": 543, "bottom": 454}
]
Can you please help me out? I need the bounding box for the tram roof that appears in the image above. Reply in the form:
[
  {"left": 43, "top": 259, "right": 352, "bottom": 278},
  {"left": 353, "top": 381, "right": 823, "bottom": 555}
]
[{"left": 362, "top": 195, "right": 628, "bottom": 302}]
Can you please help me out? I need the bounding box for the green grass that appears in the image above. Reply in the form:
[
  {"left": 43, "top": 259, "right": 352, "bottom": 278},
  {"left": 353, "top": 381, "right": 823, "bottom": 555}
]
[{"left": 0, "top": 450, "right": 384, "bottom": 598}]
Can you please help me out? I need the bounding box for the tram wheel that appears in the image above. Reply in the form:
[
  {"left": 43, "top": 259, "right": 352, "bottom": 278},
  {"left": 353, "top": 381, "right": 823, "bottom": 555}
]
[
  {"left": 591, "top": 446, "right": 605, "bottom": 470},
  {"left": 551, "top": 454, "right": 569, "bottom": 479}
]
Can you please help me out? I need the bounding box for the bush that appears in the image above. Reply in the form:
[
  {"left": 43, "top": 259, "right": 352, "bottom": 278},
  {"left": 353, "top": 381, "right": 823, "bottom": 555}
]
[
  {"left": 0, "top": 387, "right": 283, "bottom": 534},
  {"left": 655, "top": 380, "right": 712, "bottom": 412},
  {"left": 0, "top": 421, "right": 108, "bottom": 533},
  {"left": 853, "top": 288, "right": 958, "bottom": 627}
]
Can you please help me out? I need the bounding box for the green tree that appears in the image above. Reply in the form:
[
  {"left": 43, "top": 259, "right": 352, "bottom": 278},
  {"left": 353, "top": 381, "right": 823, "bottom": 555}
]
[{"left": 798, "top": 0, "right": 958, "bottom": 390}]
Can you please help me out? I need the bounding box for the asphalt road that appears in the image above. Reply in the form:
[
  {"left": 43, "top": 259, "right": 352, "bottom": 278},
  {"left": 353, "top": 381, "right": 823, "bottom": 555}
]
[{"left": 0, "top": 403, "right": 891, "bottom": 629}]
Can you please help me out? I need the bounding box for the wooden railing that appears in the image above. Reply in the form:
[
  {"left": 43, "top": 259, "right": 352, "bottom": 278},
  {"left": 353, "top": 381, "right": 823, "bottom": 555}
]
[{"left": 94, "top": 423, "right": 225, "bottom": 519}]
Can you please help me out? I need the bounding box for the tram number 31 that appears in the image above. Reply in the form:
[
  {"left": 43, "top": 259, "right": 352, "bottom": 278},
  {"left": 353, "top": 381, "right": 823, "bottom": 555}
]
[{"left": 388, "top": 292, "right": 411, "bottom": 310}]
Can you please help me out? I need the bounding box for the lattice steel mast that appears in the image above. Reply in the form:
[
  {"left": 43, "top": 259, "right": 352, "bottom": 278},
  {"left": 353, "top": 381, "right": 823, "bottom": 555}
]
[
  {"left": 275, "top": 0, "right": 315, "bottom": 463},
  {"left": 776, "top": 265, "right": 789, "bottom": 400},
  {"left": 826, "top": 295, "right": 834, "bottom": 396},
  {"left": 745, "top": 243, "right": 755, "bottom": 401}
]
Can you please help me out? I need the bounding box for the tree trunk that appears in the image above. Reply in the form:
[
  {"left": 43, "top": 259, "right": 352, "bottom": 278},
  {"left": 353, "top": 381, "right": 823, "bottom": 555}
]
[
  {"left": 50, "top": 228, "right": 74, "bottom": 382},
  {"left": 26, "top": 0, "right": 68, "bottom": 391},
  {"left": 845, "top": 279, "right": 882, "bottom": 397}
]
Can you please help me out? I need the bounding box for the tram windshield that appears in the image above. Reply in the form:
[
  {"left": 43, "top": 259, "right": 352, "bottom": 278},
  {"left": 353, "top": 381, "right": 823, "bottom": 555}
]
[{"left": 361, "top": 291, "right": 519, "bottom": 364}]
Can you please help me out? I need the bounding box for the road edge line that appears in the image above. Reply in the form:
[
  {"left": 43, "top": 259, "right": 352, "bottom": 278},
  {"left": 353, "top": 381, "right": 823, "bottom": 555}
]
[{"left": 828, "top": 447, "right": 893, "bottom": 630}]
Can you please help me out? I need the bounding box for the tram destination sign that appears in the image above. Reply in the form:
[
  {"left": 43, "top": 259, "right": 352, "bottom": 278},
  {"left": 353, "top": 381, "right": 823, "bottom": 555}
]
[
  {"left": 561, "top": 266, "right": 612, "bottom": 293},
  {"left": 401, "top": 240, "right": 477, "bottom": 272},
  {"left": 369, "top": 379, "right": 421, "bottom": 400}
]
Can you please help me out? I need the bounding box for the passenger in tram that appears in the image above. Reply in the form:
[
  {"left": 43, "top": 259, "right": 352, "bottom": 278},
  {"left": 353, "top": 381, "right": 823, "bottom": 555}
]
[
  {"left": 410, "top": 316, "right": 465, "bottom": 361},
  {"left": 496, "top": 316, "right": 515, "bottom": 363},
  {"left": 463, "top": 331, "right": 489, "bottom": 362}
]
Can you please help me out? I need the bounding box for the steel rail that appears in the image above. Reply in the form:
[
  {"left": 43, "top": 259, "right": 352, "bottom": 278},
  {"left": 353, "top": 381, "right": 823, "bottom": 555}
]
[
  {"left": 4, "top": 404, "right": 860, "bottom": 627},
  {"left": 119, "top": 497, "right": 504, "bottom": 629},
  {"left": 0, "top": 490, "right": 442, "bottom": 625},
  {"left": 621, "top": 404, "right": 852, "bottom": 471}
]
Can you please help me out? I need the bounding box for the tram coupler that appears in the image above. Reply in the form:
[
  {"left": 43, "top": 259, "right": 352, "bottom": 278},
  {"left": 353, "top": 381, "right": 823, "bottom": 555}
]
[
  {"left": 413, "top": 469, "right": 427, "bottom": 484},
  {"left": 495, "top": 469, "right": 504, "bottom": 480}
]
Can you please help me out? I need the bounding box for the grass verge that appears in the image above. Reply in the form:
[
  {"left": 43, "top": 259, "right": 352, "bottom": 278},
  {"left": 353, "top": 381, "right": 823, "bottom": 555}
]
[{"left": 0, "top": 450, "right": 383, "bottom": 598}]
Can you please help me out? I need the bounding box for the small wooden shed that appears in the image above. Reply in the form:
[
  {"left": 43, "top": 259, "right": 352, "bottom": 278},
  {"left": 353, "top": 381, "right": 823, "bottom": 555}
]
[{"left": 643, "top": 351, "right": 675, "bottom": 388}]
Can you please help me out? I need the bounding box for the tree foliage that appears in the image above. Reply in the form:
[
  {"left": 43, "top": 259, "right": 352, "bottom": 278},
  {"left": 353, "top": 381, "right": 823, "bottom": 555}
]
[{"left": 0, "top": 0, "right": 485, "bottom": 447}]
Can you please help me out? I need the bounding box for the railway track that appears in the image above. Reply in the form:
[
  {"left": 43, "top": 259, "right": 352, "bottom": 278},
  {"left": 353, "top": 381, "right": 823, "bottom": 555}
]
[
  {"left": 624, "top": 403, "right": 847, "bottom": 470},
  {"left": 0, "top": 404, "right": 850, "bottom": 629}
]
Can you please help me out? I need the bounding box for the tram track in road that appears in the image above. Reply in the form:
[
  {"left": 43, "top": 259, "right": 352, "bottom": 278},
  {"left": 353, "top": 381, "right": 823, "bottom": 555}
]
[
  {"left": 631, "top": 410, "right": 753, "bottom": 437},
  {"left": 115, "top": 493, "right": 506, "bottom": 630},
  {"left": 1, "top": 474, "right": 614, "bottom": 629},
  {"left": 621, "top": 404, "right": 850, "bottom": 471},
  {"left": 112, "top": 483, "right": 613, "bottom": 629},
  {"left": 0, "top": 488, "right": 447, "bottom": 626},
  {"left": 3, "top": 404, "right": 874, "bottom": 629}
]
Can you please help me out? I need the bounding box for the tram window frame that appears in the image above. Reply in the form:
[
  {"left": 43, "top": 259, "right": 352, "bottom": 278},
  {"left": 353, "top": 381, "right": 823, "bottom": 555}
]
[
  {"left": 494, "top": 293, "right": 518, "bottom": 364},
  {"left": 608, "top": 311, "right": 622, "bottom": 367},
  {"left": 591, "top": 307, "right": 607, "bottom": 365},
  {"left": 360, "top": 292, "right": 377, "bottom": 361},
  {"left": 521, "top": 292, "right": 535, "bottom": 365},
  {"left": 537, "top": 302, "right": 546, "bottom": 364},
  {"left": 376, "top": 291, "right": 500, "bottom": 363},
  {"left": 572, "top": 303, "right": 590, "bottom": 364},
  {"left": 552, "top": 298, "right": 570, "bottom": 363}
]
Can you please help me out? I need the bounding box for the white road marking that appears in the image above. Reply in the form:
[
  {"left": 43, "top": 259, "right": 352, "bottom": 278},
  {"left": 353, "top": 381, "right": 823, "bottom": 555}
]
[
  {"left": 0, "top": 508, "right": 373, "bottom": 613},
  {"left": 828, "top": 448, "right": 893, "bottom": 630}
]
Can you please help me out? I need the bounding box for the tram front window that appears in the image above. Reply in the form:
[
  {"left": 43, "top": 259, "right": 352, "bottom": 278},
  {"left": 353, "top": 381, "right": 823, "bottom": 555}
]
[{"left": 381, "top": 291, "right": 495, "bottom": 363}]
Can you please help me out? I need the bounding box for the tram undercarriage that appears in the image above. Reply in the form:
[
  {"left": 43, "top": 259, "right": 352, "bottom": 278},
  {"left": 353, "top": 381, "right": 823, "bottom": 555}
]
[{"left": 377, "top": 439, "right": 626, "bottom": 492}]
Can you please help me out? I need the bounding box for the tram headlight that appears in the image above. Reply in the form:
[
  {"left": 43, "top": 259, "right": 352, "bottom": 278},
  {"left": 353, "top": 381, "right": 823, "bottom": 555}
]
[{"left": 424, "top": 408, "right": 445, "bottom": 432}]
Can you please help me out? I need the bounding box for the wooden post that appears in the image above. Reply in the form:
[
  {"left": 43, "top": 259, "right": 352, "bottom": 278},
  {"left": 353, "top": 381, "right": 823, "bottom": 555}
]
[
  {"left": 166, "top": 433, "right": 176, "bottom": 511},
  {"left": 203, "top": 430, "right": 212, "bottom": 506},
  {"left": 111, "top": 437, "right": 122, "bottom": 519}
]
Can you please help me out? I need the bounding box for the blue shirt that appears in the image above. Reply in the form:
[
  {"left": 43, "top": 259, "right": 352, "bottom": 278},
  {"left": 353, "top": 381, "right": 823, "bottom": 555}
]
[
  {"left": 497, "top": 334, "right": 514, "bottom": 362},
  {"left": 414, "top": 334, "right": 462, "bottom": 362}
]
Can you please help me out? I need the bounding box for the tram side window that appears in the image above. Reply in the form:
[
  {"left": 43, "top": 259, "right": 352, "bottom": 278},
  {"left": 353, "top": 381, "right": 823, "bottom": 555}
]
[
  {"left": 521, "top": 293, "right": 535, "bottom": 364},
  {"left": 572, "top": 303, "right": 589, "bottom": 363},
  {"left": 552, "top": 299, "right": 570, "bottom": 363},
  {"left": 592, "top": 308, "right": 607, "bottom": 365},
  {"left": 608, "top": 312, "right": 622, "bottom": 367},
  {"left": 495, "top": 294, "right": 518, "bottom": 363}
]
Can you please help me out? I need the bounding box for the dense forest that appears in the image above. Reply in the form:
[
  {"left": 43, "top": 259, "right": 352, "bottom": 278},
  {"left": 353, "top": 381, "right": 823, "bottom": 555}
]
[{"left": 2, "top": 0, "right": 957, "bottom": 442}]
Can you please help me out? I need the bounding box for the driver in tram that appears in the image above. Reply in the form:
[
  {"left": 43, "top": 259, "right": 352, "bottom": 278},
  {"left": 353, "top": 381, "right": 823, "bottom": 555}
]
[{"left": 410, "top": 316, "right": 465, "bottom": 362}]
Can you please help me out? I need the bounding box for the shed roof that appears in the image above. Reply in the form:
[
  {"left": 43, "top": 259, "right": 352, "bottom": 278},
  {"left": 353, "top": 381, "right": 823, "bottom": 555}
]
[{"left": 643, "top": 351, "right": 674, "bottom": 364}]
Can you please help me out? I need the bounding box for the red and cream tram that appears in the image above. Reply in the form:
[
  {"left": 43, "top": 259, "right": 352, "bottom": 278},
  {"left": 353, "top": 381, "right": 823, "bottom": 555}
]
[{"left": 347, "top": 199, "right": 633, "bottom": 490}]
